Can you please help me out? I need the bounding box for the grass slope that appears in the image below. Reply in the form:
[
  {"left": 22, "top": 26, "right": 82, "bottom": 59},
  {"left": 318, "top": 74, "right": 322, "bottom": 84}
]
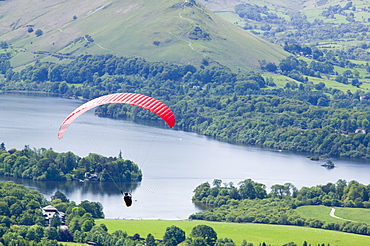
[
  {"left": 0, "top": 0, "right": 289, "bottom": 71},
  {"left": 296, "top": 205, "right": 370, "bottom": 225},
  {"left": 96, "top": 219, "right": 370, "bottom": 246}
]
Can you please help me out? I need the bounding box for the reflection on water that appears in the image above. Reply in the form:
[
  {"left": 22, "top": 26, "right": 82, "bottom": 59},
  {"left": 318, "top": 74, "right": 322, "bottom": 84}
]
[{"left": 0, "top": 176, "right": 140, "bottom": 197}]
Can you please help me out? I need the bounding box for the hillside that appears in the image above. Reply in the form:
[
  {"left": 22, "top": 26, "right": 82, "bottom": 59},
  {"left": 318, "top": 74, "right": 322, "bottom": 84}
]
[{"left": 0, "top": 0, "right": 289, "bottom": 71}]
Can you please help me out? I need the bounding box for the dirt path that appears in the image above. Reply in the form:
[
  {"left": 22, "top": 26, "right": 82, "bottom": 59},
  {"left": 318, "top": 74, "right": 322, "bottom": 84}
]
[
  {"left": 169, "top": 0, "right": 205, "bottom": 58},
  {"left": 329, "top": 208, "right": 357, "bottom": 222}
]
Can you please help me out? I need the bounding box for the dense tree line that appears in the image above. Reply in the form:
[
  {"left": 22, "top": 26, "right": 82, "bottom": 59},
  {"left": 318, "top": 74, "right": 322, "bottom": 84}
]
[
  {"left": 190, "top": 179, "right": 370, "bottom": 236},
  {"left": 193, "top": 178, "right": 370, "bottom": 208},
  {"left": 0, "top": 144, "right": 142, "bottom": 182}
]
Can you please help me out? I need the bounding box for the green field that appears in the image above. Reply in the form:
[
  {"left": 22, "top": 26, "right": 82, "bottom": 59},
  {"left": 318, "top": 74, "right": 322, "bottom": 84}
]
[
  {"left": 334, "top": 207, "right": 370, "bottom": 224},
  {"left": 262, "top": 72, "right": 366, "bottom": 93},
  {"left": 296, "top": 206, "right": 370, "bottom": 225},
  {"left": 95, "top": 219, "right": 370, "bottom": 246}
]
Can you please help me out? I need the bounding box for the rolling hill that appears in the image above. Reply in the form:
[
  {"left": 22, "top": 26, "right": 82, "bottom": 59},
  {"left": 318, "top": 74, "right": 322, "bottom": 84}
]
[{"left": 0, "top": 0, "right": 289, "bottom": 71}]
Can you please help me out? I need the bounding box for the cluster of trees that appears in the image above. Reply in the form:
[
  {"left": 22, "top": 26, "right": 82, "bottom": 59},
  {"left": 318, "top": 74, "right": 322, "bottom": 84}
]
[
  {"left": 190, "top": 179, "right": 370, "bottom": 236},
  {"left": 193, "top": 179, "right": 370, "bottom": 208},
  {"left": 0, "top": 181, "right": 103, "bottom": 246},
  {"left": 321, "top": 2, "right": 358, "bottom": 19},
  {"left": 3, "top": 53, "right": 370, "bottom": 159},
  {"left": 235, "top": 4, "right": 283, "bottom": 24},
  {"left": 260, "top": 56, "right": 334, "bottom": 81},
  {"left": 0, "top": 144, "right": 142, "bottom": 182},
  {"left": 235, "top": 3, "right": 285, "bottom": 25}
]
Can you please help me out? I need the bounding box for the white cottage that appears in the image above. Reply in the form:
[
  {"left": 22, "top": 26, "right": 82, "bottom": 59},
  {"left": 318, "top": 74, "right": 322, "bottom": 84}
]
[{"left": 42, "top": 205, "right": 65, "bottom": 226}]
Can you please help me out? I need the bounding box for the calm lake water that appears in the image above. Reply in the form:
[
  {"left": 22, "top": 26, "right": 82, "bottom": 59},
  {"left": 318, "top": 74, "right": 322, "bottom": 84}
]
[{"left": 1, "top": 93, "right": 370, "bottom": 219}]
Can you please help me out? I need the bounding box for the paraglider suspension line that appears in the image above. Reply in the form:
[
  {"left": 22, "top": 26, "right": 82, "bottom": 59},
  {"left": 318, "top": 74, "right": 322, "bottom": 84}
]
[{"left": 106, "top": 169, "right": 123, "bottom": 194}]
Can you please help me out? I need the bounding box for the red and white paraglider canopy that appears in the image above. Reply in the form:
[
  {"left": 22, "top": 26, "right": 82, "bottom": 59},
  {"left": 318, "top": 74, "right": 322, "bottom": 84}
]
[{"left": 58, "top": 93, "right": 176, "bottom": 139}]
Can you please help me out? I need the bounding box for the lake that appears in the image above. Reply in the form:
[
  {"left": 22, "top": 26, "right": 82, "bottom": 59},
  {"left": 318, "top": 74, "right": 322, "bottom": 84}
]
[{"left": 1, "top": 92, "right": 370, "bottom": 219}]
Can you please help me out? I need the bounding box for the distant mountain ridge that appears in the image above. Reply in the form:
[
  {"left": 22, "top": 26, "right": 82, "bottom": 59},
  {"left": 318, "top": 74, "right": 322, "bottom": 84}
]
[{"left": 0, "top": 0, "right": 289, "bottom": 71}]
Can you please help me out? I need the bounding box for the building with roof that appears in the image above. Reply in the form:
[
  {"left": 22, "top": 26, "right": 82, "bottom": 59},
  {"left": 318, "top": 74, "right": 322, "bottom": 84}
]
[{"left": 42, "top": 205, "right": 65, "bottom": 226}]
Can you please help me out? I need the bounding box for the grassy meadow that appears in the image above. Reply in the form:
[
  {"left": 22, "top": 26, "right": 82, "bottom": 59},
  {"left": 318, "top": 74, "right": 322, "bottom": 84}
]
[
  {"left": 296, "top": 205, "right": 370, "bottom": 225},
  {"left": 95, "top": 219, "right": 370, "bottom": 246},
  {"left": 262, "top": 72, "right": 368, "bottom": 93}
]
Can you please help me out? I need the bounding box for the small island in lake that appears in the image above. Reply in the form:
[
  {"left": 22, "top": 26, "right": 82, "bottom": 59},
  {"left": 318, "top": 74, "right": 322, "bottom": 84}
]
[{"left": 321, "top": 160, "right": 335, "bottom": 169}]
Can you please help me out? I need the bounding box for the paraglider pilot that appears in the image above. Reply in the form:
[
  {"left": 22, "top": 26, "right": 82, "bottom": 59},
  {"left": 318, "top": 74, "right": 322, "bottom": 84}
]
[{"left": 121, "top": 191, "right": 132, "bottom": 207}]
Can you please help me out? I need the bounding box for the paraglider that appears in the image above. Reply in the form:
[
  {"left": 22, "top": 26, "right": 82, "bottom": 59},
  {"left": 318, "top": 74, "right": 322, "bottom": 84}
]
[
  {"left": 57, "top": 93, "right": 176, "bottom": 139},
  {"left": 122, "top": 192, "right": 133, "bottom": 207},
  {"left": 57, "top": 93, "right": 176, "bottom": 207}
]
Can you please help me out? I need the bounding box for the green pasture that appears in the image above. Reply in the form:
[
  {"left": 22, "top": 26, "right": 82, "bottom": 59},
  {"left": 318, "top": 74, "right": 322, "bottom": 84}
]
[
  {"left": 96, "top": 219, "right": 370, "bottom": 246},
  {"left": 306, "top": 75, "right": 369, "bottom": 92},
  {"left": 333, "top": 207, "right": 370, "bottom": 224},
  {"left": 296, "top": 205, "right": 370, "bottom": 225},
  {"left": 296, "top": 205, "right": 342, "bottom": 224},
  {"left": 262, "top": 73, "right": 297, "bottom": 88},
  {"left": 262, "top": 73, "right": 365, "bottom": 93}
]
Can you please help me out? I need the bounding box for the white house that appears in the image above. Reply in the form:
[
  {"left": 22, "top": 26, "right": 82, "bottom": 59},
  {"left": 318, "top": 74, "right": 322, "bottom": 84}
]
[{"left": 42, "top": 205, "right": 65, "bottom": 226}]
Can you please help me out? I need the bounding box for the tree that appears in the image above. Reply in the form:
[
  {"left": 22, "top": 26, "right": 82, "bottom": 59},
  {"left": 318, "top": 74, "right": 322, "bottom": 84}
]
[
  {"left": 265, "top": 62, "right": 277, "bottom": 72},
  {"left": 192, "top": 237, "right": 208, "bottom": 246},
  {"left": 35, "top": 29, "right": 43, "bottom": 37},
  {"left": 215, "top": 238, "right": 235, "bottom": 246},
  {"left": 146, "top": 233, "right": 157, "bottom": 246},
  {"left": 191, "top": 225, "right": 217, "bottom": 246},
  {"left": 0, "top": 202, "right": 10, "bottom": 216},
  {"left": 81, "top": 219, "right": 94, "bottom": 232},
  {"left": 71, "top": 206, "right": 86, "bottom": 217},
  {"left": 163, "top": 225, "right": 186, "bottom": 246},
  {"left": 50, "top": 214, "right": 61, "bottom": 228},
  {"left": 44, "top": 227, "right": 60, "bottom": 240},
  {"left": 58, "top": 228, "right": 73, "bottom": 242},
  {"left": 212, "top": 179, "right": 222, "bottom": 188},
  {"left": 51, "top": 190, "right": 69, "bottom": 203},
  {"left": 68, "top": 217, "right": 81, "bottom": 233},
  {"left": 59, "top": 81, "right": 69, "bottom": 94}
]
